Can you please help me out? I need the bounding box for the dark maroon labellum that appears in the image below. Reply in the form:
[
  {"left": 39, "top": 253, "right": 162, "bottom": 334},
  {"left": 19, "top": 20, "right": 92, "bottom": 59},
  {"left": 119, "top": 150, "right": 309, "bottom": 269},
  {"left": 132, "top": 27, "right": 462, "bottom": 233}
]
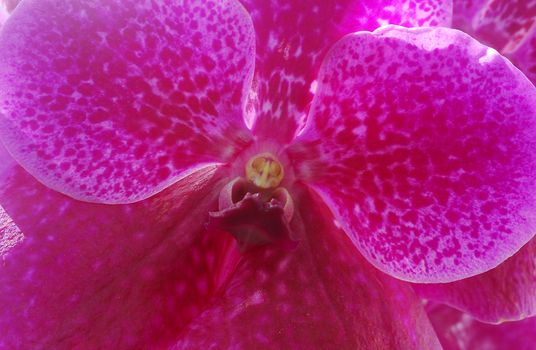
[{"left": 208, "top": 178, "right": 297, "bottom": 252}]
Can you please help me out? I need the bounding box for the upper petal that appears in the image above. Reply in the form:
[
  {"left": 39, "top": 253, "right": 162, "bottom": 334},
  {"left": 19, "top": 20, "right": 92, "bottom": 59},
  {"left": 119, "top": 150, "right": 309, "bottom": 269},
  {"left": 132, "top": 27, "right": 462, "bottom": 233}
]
[
  {"left": 414, "top": 237, "right": 536, "bottom": 323},
  {"left": 175, "top": 185, "right": 441, "bottom": 349},
  {"left": 290, "top": 26, "right": 536, "bottom": 282},
  {"left": 0, "top": 146, "right": 236, "bottom": 349},
  {"left": 428, "top": 304, "right": 536, "bottom": 350},
  {"left": 0, "top": 0, "right": 255, "bottom": 203},
  {"left": 241, "top": 0, "right": 453, "bottom": 144}
]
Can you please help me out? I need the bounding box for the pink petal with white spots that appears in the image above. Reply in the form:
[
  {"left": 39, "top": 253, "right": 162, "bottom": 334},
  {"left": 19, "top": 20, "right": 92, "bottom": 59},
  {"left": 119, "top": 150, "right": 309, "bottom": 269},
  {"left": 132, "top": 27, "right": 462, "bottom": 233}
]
[
  {"left": 415, "top": 237, "right": 536, "bottom": 323},
  {"left": 175, "top": 186, "right": 442, "bottom": 349},
  {"left": 290, "top": 26, "right": 536, "bottom": 283},
  {"left": 0, "top": 0, "right": 255, "bottom": 203},
  {"left": 240, "top": 0, "right": 452, "bottom": 144},
  {"left": 0, "top": 146, "right": 238, "bottom": 349},
  {"left": 473, "top": 0, "right": 536, "bottom": 53},
  {"left": 428, "top": 304, "right": 536, "bottom": 350}
]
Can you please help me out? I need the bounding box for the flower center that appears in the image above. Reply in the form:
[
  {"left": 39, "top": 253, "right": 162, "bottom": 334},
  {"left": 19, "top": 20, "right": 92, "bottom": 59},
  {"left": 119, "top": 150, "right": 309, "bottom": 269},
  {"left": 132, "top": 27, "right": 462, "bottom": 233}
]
[
  {"left": 209, "top": 177, "right": 296, "bottom": 252},
  {"left": 245, "top": 152, "right": 284, "bottom": 189}
]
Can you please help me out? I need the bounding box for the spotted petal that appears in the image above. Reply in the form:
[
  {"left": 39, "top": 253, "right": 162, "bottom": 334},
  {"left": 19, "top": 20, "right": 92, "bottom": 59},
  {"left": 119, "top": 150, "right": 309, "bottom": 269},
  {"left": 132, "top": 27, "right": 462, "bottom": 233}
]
[
  {"left": 0, "top": 0, "right": 254, "bottom": 203},
  {"left": 451, "top": 0, "right": 536, "bottom": 85},
  {"left": 241, "top": 0, "right": 452, "bottom": 144},
  {"left": 473, "top": 0, "right": 536, "bottom": 53},
  {"left": 452, "top": 0, "right": 488, "bottom": 33},
  {"left": 428, "top": 304, "right": 536, "bottom": 350},
  {"left": 290, "top": 26, "right": 536, "bottom": 282},
  {"left": 508, "top": 27, "right": 536, "bottom": 85},
  {"left": 175, "top": 186, "right": 441, "bottom": 349},
  {"left": 0, "top": 145, "right": 237, "bottom": 349},
  {"left": 415, "top": 237, "right": 536, "bottom": 323}
]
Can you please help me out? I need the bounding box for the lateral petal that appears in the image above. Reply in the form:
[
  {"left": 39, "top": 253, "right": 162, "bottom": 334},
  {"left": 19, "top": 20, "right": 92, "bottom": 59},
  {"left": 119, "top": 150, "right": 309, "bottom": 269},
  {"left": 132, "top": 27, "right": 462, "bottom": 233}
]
[
  {"left": 0, "top": 0, "right": 255, "bottom": 203},
  {"left": 291, "top": 26, "right": 536, "bottom": 282}
]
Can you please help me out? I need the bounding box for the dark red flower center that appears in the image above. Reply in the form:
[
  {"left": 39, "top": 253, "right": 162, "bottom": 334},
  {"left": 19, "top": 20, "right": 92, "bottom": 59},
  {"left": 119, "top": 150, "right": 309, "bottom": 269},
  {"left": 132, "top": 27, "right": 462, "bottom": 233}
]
[{"left": 209, "top": 154, "right": 296, "bottom": 251}]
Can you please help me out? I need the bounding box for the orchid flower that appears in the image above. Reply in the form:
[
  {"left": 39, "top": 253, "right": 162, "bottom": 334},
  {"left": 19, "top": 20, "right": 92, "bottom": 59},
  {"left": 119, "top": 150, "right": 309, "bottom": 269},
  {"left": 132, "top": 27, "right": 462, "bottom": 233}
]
[{"left": 1, "top": 0, "right": 536, "bottom": 349}]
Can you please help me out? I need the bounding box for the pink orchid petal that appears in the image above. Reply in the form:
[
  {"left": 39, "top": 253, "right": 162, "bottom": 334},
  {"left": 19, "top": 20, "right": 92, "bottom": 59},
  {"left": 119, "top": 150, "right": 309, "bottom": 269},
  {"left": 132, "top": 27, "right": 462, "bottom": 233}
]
[
  {"left": 1, "top": 0, "right": 19, "bottom": 13},
  {"left": 0, "top": 0, "right": 255, "bottom": 203},
  {"left": 473, "top": 0, "right": 536, "bottom": 53},
  {"left": 0, "top": 3, "right": 7, "bottom": 27},
  {"left": 509, "top": 27, "right": 536, "bottom": 85},
  {"left": 0, "top": 147, "right": 238, "bottom": 348},
  {"left": 451, "top": 1, "right": 536, "bottom": 85},
  {"left": 414, "top": 237, "right": 536, "bottom": 323},
  {"left": 428, "top": 304, "right": 536, "bottom": 350},
  {"left": 290, "top": 26, "right": 536, "bottom": 283},
  {"left": 242, "top": 0, "right": 452, "bottom": 144},
  {"left": 175, "top": 186, "right": 441, "bottom": 349},
  {"left": 452, "top": 0, "right": 488, "bottom": 32}
]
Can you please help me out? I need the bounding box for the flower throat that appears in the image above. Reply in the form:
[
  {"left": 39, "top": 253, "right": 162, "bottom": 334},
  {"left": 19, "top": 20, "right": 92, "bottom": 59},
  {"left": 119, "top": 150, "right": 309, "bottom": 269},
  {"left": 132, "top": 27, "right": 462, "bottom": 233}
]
[{"left": 208, "top": 152, "right": 296, "bottom": 252}]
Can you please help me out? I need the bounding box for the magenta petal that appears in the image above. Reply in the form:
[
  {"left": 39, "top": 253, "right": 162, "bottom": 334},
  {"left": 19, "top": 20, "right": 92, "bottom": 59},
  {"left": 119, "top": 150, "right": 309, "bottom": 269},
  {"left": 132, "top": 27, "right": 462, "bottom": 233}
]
[
  {"left": 415, "top": 237, "right": 536, "bottom": 323},
  {"left": 0, "top": 147, "right": 237, "bottom": 348},
  {"left": 175, "top": 186, "right": 441, "bottom": 349},
  {"left": 0, "top": 4, "right": 7, "bottom": 27},
  {"left": 451, "top": 0, "right": 536, "bottom": 84},
  {"left": 0, "top": 0, "right": 255, "bottom": 203},
  {"left": 1, "top": 0, "right": 19, "bottom": 13},
  {"left": 452, "top": 0, "right": 487, "bottom": 32},
  {"left": 290, "top": 26, "right": 536, "bottom": 282},
  {"left": 242, "top": 0, "right": 452, "bottom": 144},
  {"left": 473, "top": 0, "right": 536, "bottom": 53},
  {"left": 428, "top": 304, "right": 536, "bottom": 350},
  {"left": 509, "top": 28, "right": 536, "bottom": 84}
]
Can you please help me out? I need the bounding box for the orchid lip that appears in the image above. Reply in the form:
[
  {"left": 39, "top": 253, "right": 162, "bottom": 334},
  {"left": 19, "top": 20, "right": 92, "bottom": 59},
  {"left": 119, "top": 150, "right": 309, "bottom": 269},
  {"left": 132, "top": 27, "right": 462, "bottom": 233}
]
[{"left": 210, "top": 177, "right": 296, "bottom": 252}]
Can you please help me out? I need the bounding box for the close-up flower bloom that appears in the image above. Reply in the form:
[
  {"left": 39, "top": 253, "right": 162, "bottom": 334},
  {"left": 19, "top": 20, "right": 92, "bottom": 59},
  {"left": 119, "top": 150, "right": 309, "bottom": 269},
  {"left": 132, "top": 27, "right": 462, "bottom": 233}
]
[{"left": 0, "top": 0, "right": 535, "bottom": 349}]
